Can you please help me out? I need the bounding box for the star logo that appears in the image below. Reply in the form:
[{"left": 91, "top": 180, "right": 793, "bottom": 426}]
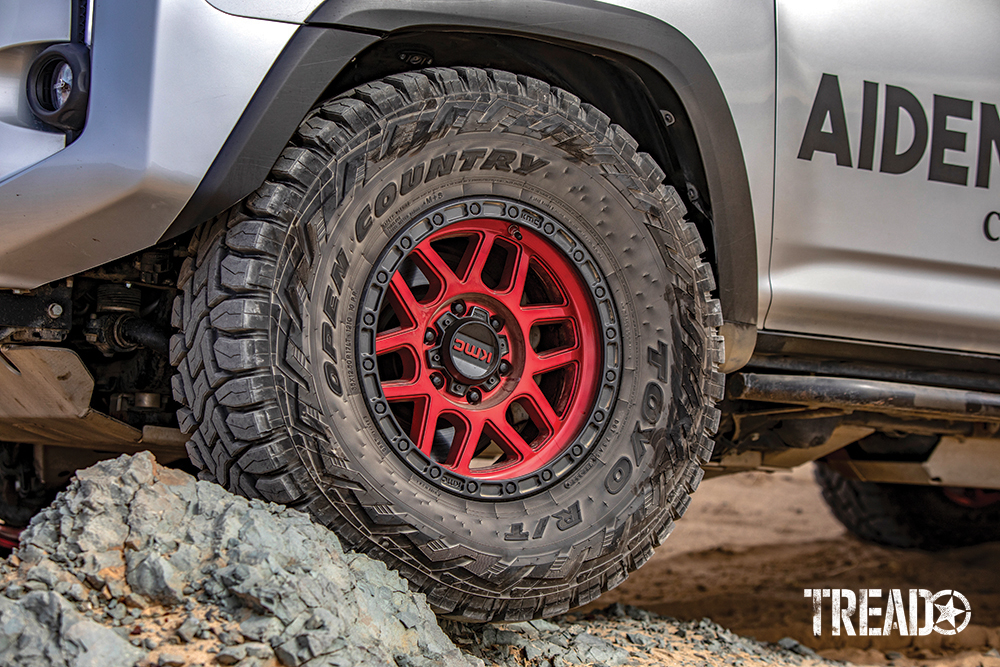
[{"left": 931, "top": 590, "right": 972, "bottom": 635}]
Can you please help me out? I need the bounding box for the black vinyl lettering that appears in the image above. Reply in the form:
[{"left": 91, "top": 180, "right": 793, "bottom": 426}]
[
  {"left": 330, "top": 248, "right": 349, "bottom": 293},
  {"left": 976, "top": 103, "right": 1000, "bottom": 189},
  {"left": 459, "top": 149, "right": 488, "bottom": 171},
  {"left": 880, "top": 85, "right": 928, "bottom": 175},
  {"left": 424, "top": 152, "right": 457, "bottom": 182},
  {"left": 323, "top": 287, "right": 339, "bottom": 327},
  {"left": 354, "top": 204, "right": 372, "bottom": 242},
  {"left": 324, "top": 361, "right": 343, "bottom": 396},
  {"left": 374, "top": 182, "right": 397, "bottom": 218},
  {"left": 400, "top": 164, "right": 425, "bottom": 195},
  {"left": 928, "top": 94, "right": 973, "bottom": 185},
  {"left": 479, "top": 149, "right": 517, "bottom": 171},
  {"left": 322, "top": 322, "right": 337, "bottom": 363},
  {"left": 514, "top": 153, "right": 549, "bottom": 175},
  {"left": 984, "top": 211, "right": 1000, "bottom": 241},
  {"left": 797, "top": 73, "right": 853, "bottom": 167},
  {"left": 641, "top": 381, "right": 664, "bottom": 424},
  {"left": 604, "top": 456, "right": 633, "bottom": 495},
  {"left": 858, "top": 81, "right": 880, "bottom": 171}
]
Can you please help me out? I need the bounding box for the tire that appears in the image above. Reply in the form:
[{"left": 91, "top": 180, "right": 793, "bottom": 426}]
[
  {"left": 170, "top": 67, "right": 724, "bottom": 621},
  {"left": 815, "top": 462, "right": 1000, "bottom": 550},
  {"left": 0, "top": 443, "right": 54, "bottom": 527}
]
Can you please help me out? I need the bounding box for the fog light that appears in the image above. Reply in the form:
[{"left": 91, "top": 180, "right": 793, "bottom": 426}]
[
  {"left": 27, "top": 43, "right": 90, "bottom": 132},
  {"left": 51, "top": 61, "right": 74, "bottom": 110}
]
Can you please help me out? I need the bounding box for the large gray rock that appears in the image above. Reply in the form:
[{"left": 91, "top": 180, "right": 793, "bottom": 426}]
[
  {"left": 0, "top": 590, "right": 144, "bottom": 667},
  {"left": 6, "top": 452, "right": 478, "bottom": 667}
]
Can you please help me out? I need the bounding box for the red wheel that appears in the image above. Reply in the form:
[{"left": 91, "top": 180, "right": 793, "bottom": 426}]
[
  {"left": 942, "top": 487, "right": 1000, "bottom": 508},
  {"left": 357, "top": 198, "right": 622, "bottom": 501},
  {"left": 373, "top": 218, "right": 601, "bottom": 481}
]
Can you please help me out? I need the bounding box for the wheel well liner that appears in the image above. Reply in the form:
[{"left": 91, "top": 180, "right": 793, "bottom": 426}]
[{"left": 161, "top": 1, "right": 757, "bottom": 345}]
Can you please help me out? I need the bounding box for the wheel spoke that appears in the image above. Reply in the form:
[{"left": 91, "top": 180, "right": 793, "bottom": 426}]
[
  {"left": 412, "top": 395, "right": 446, "bottom": 455},
  {"left": 523, "top": 304, "right": 574, "bottom": 324},
  {"left": 524, "top": 345, "right": 584, "bottom": 376},
  {"left": 447, "top": 414, "right": 485, "bottom": 474},
  {"left": 375, "top": 273, "right": 428, "bottom": 356},
  {"left": 410, "top": 244, "right": 457, "bottom": 290},
  {"left": 387, "top": 271, "right": 421, "bottom": 325},
  {"left": 493, "top": 244, "right": 532, "bottom": 312},
  {"left": 375, "top": 326, "right": 424, "bottom": 356},
  {"left": 516, "top": 383, "right": 563, "bottom": 435},
  {"left": 464, "top": 231, "right": 499, "bottom": 288},
  {"left": 381, "top": 380, "right": 425, "bottom": 402},
  {"left": 489, "top": 415, "right": 536, "bottom": 461}
]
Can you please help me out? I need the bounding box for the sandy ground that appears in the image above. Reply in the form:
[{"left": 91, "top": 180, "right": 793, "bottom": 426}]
[{"left": 579, "top": 465, "right": 1000, "bottom": 666}]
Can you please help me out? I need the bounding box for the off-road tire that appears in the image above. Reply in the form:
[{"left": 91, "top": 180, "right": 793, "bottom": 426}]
[
  {"left": 815, "top": 462, "right": 1000, "bottom": 550},
  {"left": 170, "top": 67, "right": 723, "bottom": 621},
  {"left": 0, "top": 443, "right": 54, "bottom": 527}
]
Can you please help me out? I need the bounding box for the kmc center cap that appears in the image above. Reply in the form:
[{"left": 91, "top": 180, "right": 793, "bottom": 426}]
[{"left": 444, "top": 320, "right": 501, "bottom": 383}]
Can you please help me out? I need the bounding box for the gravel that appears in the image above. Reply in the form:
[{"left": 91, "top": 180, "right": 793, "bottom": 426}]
[{"left": 443, "top": 603, "right": 847, "bottom": 667}]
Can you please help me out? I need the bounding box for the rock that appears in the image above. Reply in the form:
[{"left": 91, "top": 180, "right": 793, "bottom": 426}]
[
  {"left": 530, "top": 619, "right": 560, "bottom": 633},
  {"left": 572, "top": 632, "right": 629, "bottom": 666},
  {"left": 2, "top": 452, "right": 478, "bottom": 667},
  {"left": 129, "top": 554, "right": 185, "bottom": 605},
  {"left": 778, "top": 636, "right": 818, "bottom": 658},
  {"left": 0, "top": 591, "right": 144, "bottom": 667},
  {"left": 778, "top": 636, "right": 800, "bottom": 651},
  {"left": 626, "top": 632, "right": 651, "bottom": 646},
  {"left": 216, "top": 645, "right": 247, "bottom": 664},
  {"left": 158, "top": 652, "right": 187, "bottom": 667},
  {"left": 244, "top": 642, "right": 273, "bottom": 659},
  {"left": 176, "top": 614, "right": 201, "bottom": 643}
]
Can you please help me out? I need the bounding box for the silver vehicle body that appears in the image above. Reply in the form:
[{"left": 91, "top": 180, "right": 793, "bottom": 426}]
[
  {"left": 771, "top": 0, "right": 1000, "bottom": 356},
  {"left": 0, "top": 0, "right": 296, "bottom": 288},
  {"left": 1, "top": 0, "right": 997, "bottom": 364}
]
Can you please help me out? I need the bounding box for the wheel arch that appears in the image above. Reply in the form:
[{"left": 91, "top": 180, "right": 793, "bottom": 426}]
[{"left": 162, "top": 4, "right": 757, "bottom": 369}]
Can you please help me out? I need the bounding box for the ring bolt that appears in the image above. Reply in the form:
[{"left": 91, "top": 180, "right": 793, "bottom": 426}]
[
  {"left": 498, "top": 360, "right": 511, "bottom": 376},
  {"left": 431, "top": 374, "right": 445, "bottom": 389},
  {"left": 451, "top": 300, "right": 466, "bottom": 316},
  {"left": 466, "top": 388, "right": 482, "bottom": 405}
]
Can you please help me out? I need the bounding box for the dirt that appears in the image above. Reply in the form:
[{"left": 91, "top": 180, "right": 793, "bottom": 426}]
[{"left": 579, "top": 465, "right": 1000, "bottom": 666}]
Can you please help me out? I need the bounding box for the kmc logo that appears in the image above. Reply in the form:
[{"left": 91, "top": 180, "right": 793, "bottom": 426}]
[
  {"left": 453, "top": 338, "right": 493, "bottom": 364},
  {"left": 804, "top": 588, "right": 971, "bottom": 636}
]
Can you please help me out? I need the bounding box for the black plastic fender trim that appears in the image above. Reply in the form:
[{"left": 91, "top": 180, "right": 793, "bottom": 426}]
[{"left": 159, "top": 26, "right": 378, "bottom": 242}]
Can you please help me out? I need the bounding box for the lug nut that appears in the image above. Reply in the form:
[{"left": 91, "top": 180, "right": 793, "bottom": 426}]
[
  {"left": 498, "top": 360, "right": 511, "bottom": 376},
  {"left": 424, "top": 329, "right": 436, "bottom": 344},
  {"left": 466, "top": 388, "right": 482, "bottom": 404},
  {"left": 431, "top": 374, "right": 444, "bottom": 389},
  {"left": 451, "top": 300, "right": 466, "bottom": 316},
  {"left": 489, "top": 316, "right": 503, "bottom": 331}
]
